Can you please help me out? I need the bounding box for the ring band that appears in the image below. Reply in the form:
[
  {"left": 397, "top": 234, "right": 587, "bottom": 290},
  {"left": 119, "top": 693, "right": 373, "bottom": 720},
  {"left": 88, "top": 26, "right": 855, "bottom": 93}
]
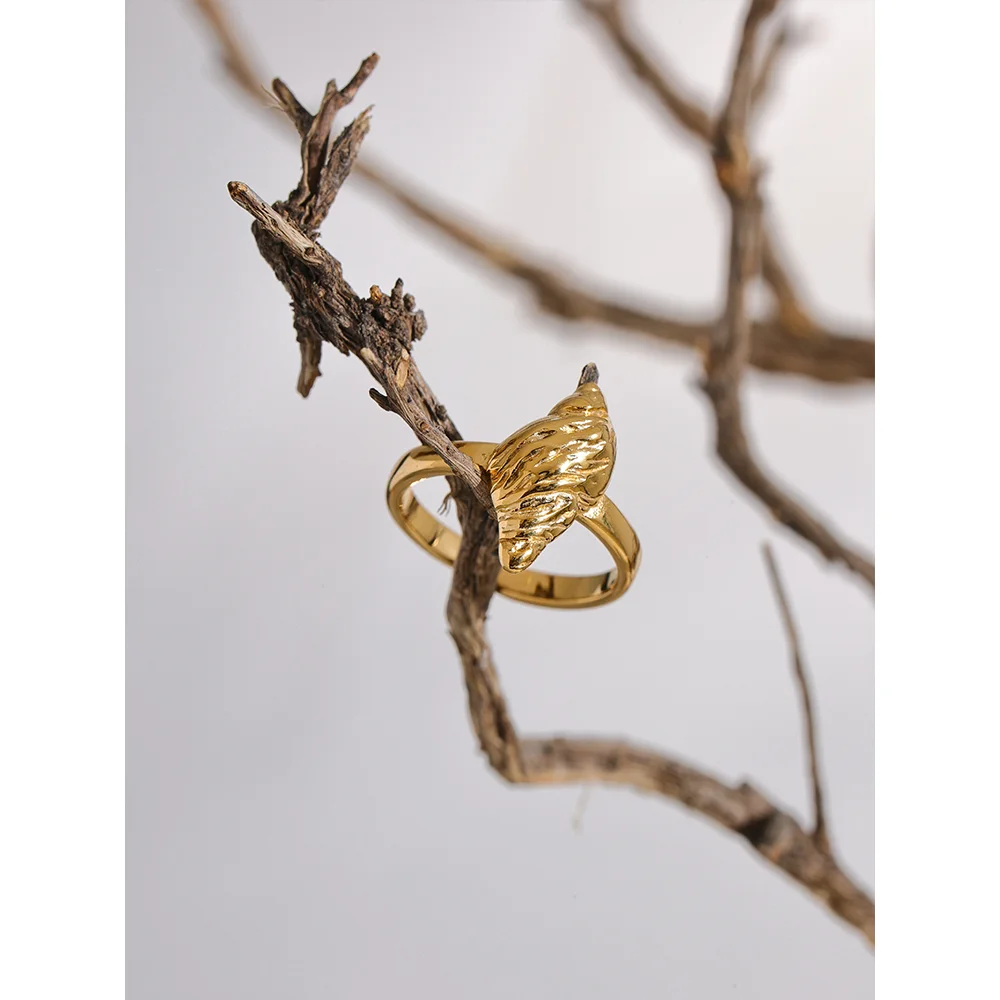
[{"left": 386, "top": 441, "right": 641, "bottom": 609}]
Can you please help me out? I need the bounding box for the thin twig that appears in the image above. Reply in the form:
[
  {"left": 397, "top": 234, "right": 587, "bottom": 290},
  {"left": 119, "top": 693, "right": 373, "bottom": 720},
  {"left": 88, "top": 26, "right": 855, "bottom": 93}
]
[
  {"left": 751, "top": 20, "right": 814, "bottom": 115},
  {"left": 707, "top": 0, "right": 769, "bottom": 369},
  {"left": 761, "top": 227, "right": 817, "bottom": 336},
  {"left": 718, "top": 0, "right": 779, "bottom": 134},
  {"left": 575, "top": 0, "right": 817, "bottom": 344},
  {"left": 762, "top": 543, "right": 829, "bottom": 853},
  {"left": 191, "top": 0, "right": 278, "bottom": 109},
  {"left": 696, "top": 0, "right": 875, "bottom": 590},
  {"left": 705, "top": 398, "right": 876, "bottom": 587},
  {"left": 576, "top": 0, "right": 713, "bottom": 142}
]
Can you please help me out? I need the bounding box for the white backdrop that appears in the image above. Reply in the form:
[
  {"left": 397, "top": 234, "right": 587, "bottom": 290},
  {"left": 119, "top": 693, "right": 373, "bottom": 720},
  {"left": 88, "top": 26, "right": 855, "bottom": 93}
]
[{"left": 127, "top": 1, "right": 873, "bottom": 996}]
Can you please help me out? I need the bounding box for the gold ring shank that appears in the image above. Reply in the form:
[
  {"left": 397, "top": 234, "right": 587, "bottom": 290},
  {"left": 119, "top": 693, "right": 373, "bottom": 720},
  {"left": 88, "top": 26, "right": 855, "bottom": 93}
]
[{"left": 386, "top": 442, "right": 641, "bottom": 609}]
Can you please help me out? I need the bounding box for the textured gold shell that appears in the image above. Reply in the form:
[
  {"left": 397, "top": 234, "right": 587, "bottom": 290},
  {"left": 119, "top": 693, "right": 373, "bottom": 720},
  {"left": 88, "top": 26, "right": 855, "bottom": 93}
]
[{"left": 487, "top": 380, "right": 616, "bottom": 573}]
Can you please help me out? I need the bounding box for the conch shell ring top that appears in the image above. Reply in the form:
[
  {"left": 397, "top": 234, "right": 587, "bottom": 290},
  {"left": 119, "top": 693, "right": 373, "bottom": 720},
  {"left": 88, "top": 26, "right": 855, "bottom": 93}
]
[{"left": 386, "top": 370, "right": 641, "bottom": 609}]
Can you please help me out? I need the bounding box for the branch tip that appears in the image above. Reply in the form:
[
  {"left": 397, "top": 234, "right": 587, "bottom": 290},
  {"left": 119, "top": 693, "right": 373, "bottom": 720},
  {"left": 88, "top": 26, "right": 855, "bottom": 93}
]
[{"left": 761, "top": 543, "right": 830, "bottom": 854}]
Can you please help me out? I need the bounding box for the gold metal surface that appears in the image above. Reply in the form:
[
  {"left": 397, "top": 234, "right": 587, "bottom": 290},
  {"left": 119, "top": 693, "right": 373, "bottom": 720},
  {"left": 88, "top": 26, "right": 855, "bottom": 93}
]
[
  {"left": 489, "top": 379, "right": 616, "bottom": 573},
  {"left": 385, "top": 379, "right": 641, "bottom": 609}
]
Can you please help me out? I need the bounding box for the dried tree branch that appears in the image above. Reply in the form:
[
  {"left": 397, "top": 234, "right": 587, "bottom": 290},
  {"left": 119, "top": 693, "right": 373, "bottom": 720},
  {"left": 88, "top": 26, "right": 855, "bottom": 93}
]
[
  {"left": 691, "top": 0, "right": 875, "bottom": 590},
  {"left": 516, "top": 740, "right": 872, "bottom": 942},
  {"left": 191, "top": 0, "right": 278, "bottom": 108},
  {"left": 199, "top": 4, "right": 874, "bottom": 946},
  {"left": 443, "top": 377, "right": 872, "bottom": 944},
  {"left": 751, "top": 20, "right": 813, "bottom": 115},
  {"left": 575, "top": 0, "right": 822, "bottom": 349},
  {"left": 762, "top": 543, "right": 829, "bottom": 853},
  {"left": 224, "top": 57, "right": 873, "bottom": 947},
  {"left": 760, "top": 227, "right": 818, "bottom": 336},
  {"left": 706, "top": 2, "right": 769, "bottom": 372},
  {"left": 572, "top": 0, "right": 877, "bottom": 588},
  {"left": 577, "top": 0, "right": 714, "bottom": 141},
  {"left": 361, "top": 2, "right": 879, "bottom": 588},
  {"left": 355, "top": 159, "right": 873, "bottom": 382},
  {"left": 189, "top": 0, "right": 872, "bottom": 385},
  {"left": 225, "top": 68, "right": 493, "bottom": 515}
]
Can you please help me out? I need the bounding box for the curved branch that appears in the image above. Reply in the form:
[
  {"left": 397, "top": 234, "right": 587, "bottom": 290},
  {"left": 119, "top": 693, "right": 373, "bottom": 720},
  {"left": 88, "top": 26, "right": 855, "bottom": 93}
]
[
  {"left": 446, "top": 479, "right": 874, "bottom": 944},
  {"left": 698, "top": 0, "right": 874, "bottom": 590}
]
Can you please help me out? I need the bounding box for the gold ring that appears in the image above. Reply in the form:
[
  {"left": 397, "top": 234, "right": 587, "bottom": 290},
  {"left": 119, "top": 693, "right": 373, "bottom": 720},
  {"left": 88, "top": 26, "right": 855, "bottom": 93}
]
[{"left": 385, "top": 377, "right": 641, "bottom": 609}]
